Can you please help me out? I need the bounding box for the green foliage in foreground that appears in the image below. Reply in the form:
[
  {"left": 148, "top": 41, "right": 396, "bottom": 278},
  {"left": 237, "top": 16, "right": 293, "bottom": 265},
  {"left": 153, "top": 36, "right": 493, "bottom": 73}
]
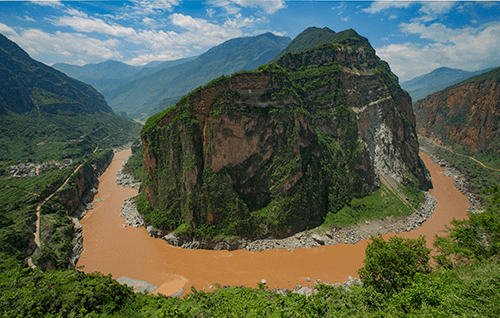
[
  {"left": 359, "top": 235, "right": 431, "bottom": 295},
  {"left": 1, "top": 189, "right": 500, "bottom": 317}
]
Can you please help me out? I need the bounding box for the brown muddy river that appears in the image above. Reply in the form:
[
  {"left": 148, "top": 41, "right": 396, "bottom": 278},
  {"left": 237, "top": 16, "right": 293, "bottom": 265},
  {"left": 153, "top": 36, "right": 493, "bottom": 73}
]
[{"left": 77, "top": 150, "right": 469, "bottom": 296}]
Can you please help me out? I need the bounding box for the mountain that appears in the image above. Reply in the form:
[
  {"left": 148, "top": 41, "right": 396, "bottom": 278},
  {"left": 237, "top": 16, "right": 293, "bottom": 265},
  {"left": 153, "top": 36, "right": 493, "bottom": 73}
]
[
  {"left": 414, "top": 66, "right": 500, "bottom": 153},
  {"left": 52, "top": 60, "right": 140, "bottom": 92},
  {"left": 139, "top": 29, "right": 430, "bottom": 246},
  {"left": 0, "top": 33, "right": 140, "bottom": 162},
  {"left": 0, "top": 35, "right": 112, "bottom": 115},
  {"left": 53, "top": 56, "right": 198, "bottom": 93},
  {"left": 270, "top": 27, "right": 373, "bottom": 62},
  {"left": 131, "top": 56, "right": 198, "bottom": 79},
  {"left": 103, "top": 32, "right": 291, "bottom": 117},
  {"left": 400, "top": 67, "right": 495, "bottom": 102}
]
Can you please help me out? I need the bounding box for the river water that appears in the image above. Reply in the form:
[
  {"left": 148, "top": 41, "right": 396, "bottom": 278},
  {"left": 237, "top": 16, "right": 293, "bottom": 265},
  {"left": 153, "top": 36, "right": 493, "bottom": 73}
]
[{"left": 77, "top": 150, "right": 469, "bottom": 296}]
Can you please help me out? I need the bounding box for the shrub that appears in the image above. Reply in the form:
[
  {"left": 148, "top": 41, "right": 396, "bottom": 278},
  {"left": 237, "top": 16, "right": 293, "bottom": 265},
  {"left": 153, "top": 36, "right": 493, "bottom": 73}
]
[
  {"left": 434, "top": 187, "right": 500, "bottom": 268},
  {"left": 358, "top": 235, "right": 431, "bottom": 295}
]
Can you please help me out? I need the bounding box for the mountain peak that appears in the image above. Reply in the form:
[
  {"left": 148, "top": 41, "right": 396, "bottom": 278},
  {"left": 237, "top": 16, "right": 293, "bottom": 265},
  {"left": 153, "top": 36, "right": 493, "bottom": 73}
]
[{"left": 270, "top": 27, "right": 372, "bottom": 62}]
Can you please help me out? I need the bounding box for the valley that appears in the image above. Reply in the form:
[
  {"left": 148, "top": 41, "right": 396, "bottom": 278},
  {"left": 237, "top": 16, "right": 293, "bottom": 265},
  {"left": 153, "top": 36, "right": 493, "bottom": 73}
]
[
  {"left": 76, "top": 148, "right": 469, "bottom": 297},
  {"left": 1, "top": 6, "right": 499, "bottom": 314}
]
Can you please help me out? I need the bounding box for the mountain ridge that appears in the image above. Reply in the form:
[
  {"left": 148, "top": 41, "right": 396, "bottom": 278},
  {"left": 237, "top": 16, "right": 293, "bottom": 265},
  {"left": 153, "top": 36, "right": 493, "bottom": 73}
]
[
  {"left": 139, "top": 28, "right": 430, "bottom": 243},
  {"left": 400, "top": 66, "right": 494, "bottom": 102},
  {"left": 102, "top": 32, "right": 291, "bottom": 117}
]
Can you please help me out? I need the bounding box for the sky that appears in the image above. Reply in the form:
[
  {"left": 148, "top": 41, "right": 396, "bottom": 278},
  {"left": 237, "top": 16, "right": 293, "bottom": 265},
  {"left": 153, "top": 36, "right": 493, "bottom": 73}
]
[{"left": 0, "top": 0, "right": 499, "bottom": 82}]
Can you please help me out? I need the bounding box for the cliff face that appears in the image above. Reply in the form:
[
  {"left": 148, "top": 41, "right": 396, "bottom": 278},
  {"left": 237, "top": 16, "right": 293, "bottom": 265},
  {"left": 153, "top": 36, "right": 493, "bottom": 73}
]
[
  {"left": 415, "top": 78, "right": 500, "bottom": 152},
  {"left": 141, "top": 39, "right": 430, "bottom": 239}
]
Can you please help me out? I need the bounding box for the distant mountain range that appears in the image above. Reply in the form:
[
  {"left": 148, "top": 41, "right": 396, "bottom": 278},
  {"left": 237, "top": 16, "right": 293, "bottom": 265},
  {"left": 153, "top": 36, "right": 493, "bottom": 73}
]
[
  {"left": 400, "top": 66, "right": 494, "bottom": 102},
  {"left": 0, "top": 33, "right": 140, "bottom": 162},
  {"left": 52, "top": 56, "right": 198, "bottom": 92},
  {"left": 101, "top": 32, "right": 290, "bottom": 118}
]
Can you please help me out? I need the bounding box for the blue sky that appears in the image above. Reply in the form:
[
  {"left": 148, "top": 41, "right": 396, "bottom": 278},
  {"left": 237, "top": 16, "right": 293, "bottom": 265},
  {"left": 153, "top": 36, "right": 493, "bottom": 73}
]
[{"left": 0, "top": 0, "right": 499, "bottom": 81}]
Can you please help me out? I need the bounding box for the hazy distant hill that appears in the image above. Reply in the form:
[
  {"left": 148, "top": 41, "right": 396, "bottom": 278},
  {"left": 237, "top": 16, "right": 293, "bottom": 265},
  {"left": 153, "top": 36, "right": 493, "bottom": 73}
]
[
  {"left": 0, "top": 33, "right": 140, "bottom": 162},
  {"left": 400, "top": 67, "right": 494, "bottom": 102},
  {"left": 103, "top": 32, "right": 291, "bottom": 116},
  {"left": 53, "top": 56, "right": 198, "bottom": 92},
  {"left": 270, "top": 27, "right": 372, "bottom": 62}
]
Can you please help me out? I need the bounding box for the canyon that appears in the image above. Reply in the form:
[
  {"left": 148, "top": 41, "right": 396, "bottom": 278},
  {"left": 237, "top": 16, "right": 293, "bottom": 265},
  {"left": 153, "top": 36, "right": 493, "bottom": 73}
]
[
  {"left": 77, "top": 148, "right": 469, "bottom": 297},
  {"left": 415, "top": 72, "right": 500, "bottom": 153}
]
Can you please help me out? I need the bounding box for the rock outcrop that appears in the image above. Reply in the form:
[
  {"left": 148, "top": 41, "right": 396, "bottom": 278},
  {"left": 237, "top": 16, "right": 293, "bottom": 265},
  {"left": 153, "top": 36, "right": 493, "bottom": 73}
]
[
  {"left": 140, "top": 30, "right": 431, "bottom": 241},
  {"left": 414, "top": 72, "right": 500, "bottom": 153}
]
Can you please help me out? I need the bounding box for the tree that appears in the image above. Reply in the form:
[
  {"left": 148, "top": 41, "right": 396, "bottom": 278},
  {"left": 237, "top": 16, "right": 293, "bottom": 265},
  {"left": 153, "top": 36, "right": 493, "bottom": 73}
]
[
  {"left": 434, "top": 187, "right": 500, "bottom": 268},
  {"left": 358, "top": 235, "right": 431, "bottom": 295}
]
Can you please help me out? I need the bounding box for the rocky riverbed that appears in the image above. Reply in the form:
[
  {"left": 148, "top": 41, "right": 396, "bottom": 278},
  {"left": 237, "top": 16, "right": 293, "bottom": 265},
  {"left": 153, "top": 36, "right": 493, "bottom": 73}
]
[{"left": 116, "top": 152, "right": 438, "bottom": 251}]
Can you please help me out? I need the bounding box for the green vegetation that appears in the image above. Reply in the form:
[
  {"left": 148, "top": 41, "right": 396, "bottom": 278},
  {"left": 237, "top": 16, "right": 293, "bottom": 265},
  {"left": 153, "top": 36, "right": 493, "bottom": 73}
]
[
  {"left": 139, "top": 35, "right": 423, "bottom": 240},
  {"left": 2, "top": 189, "right": 500, "bottom": 317},
  {"left": 321, "top": 182, "right": 423, "bottom": 228},
  {"left": 0, "top": 110, "right": 141, "bottom": 164},
  {"left": 270, "top": 27, "right": 372, "bottom": 62},
  {"left": 123, "top": 139, "right": 144, "bottom": 182},
  {"left": 359, "top": 235, "right": 431, "bottom": 295},
  {"left": 103, "top": 33, "right": 290, "bottom": 118}
]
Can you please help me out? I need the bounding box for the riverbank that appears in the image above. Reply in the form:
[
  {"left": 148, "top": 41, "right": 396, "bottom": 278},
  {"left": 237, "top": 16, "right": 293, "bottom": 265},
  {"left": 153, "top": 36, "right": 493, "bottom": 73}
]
[
  {"left": 118, "top": 158, "right": 437, "bottom": 252},
  {"left": 78, "top": 148, "right": 469, "bottom": 297}
]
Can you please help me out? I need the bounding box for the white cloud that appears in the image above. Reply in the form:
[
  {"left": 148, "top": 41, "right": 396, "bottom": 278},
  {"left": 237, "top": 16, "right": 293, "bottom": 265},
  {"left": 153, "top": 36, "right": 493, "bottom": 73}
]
[
  {"left": 332, "top": 2, "right": 347, "bottom": 15},
  {"left": 128, "top": 0, "right": 179, "bottom": 14},
  {"left": 208, "top": 0, "right": 285, "bottom": 15},
  {"left": 376, "top": 21, "right": 500, "bottom": 81},
  {"left": 53, "top": 11, "right": 137, "bottom": 39},
  {"left": 341, "top": 16, "right": 350, "bottom": 22},
  {"left": 416, "top": 1, "right": 456, "bottom": 22},
  {"left": 0, "top": 22, "right": 19, "bottom": 37},
  {"left": 2, "top": 25, "right": 122, "bottom": 63},
  {"left": 25, "top": 0, "right": 63, "bottom": 8},
  {"left": 363, "top": 1, "right": 456, "bottom": 22},
  {"left": 125, "top": 52, "right": 185, "bottom": 66},
  {"left": 24, "top": 15, "right": 35, "bottom": 22},
  {"left": 363, "top": 1, "right": 414, "bottom": 14},
  {"left": 206, "top": 8, "right": 216, "bottom": 18}
]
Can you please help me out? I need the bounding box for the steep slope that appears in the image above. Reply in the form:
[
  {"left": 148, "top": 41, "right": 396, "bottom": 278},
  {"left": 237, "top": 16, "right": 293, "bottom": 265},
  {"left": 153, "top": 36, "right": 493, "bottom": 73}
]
[
  {"left": 103, "top": 33, "right": 291, "bottom": 116},
  {"left": 270, "top": 27, "right": 372, "bottom": 62},
  {"left": 0, "top": 33, "right": 141, "bottom": 162},
  {"left": 400, "top": 67, "right": 494, "bottom": 102},
  {"left": 140, "top": 30, "right": 430, "bottom": 242},
  {"left": 414, "top": 66, "right": 500, "bottom": 153},
  {"left": 0, "top": 34, "right": 111, "bottom": 115}
]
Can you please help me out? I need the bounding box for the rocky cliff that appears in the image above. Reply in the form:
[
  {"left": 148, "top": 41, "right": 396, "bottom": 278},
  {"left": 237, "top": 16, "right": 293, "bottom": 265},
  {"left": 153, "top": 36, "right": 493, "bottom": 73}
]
[
  {"left": 414, "top": 74, "right": 500, "bottom": 153},
  {"left": 140, "top": 33, "right": 430, "bottom": 240}
]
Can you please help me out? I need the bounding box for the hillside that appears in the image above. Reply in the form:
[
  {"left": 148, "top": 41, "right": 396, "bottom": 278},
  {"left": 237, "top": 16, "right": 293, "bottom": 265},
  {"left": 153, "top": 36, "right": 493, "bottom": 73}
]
[
  {"left": 400, "top": 67, "right": 494, "bottom": 102},
  {"left": 0, "top": 33, "right": 141, "bottom": 162},
  {"left": 139, "top": 28, "right": 430, "bottom": 244},
  {"left": 0, "top": 34, "right": 112, "bottom": 115},
  {"left": 103, "top": 32, "right": 291, "bottom": 117},
  {"left": 414, "top": 66, "right": 500, "bottom": 153},
  {"left": 270, "top": 27, "right": 372, "bottom": 62}
]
